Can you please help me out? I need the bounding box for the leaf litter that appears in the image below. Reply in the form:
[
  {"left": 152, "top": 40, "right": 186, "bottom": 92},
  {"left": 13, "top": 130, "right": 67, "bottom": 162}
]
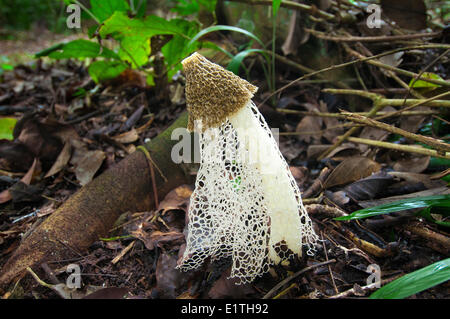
[{"left": 0, "top": 1, "right": 449, "bottom": 300}]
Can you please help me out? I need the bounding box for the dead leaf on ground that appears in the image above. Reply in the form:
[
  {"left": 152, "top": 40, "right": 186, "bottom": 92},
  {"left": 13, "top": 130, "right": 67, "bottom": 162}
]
[
  {"left": 208, "top": 267, "right": 256, "bottom": 299},
  {"left": 0, "top": 158, "right": 38, "bottom": 204},
  {"left": 132, "top": 229, "right": 185, "bottom": 251},
  {"left": 323, "top": 157, "right": 381, "bottom": 189},
  {"left": 380, "top": 0, "right": 427, "bottom": 30},
  {"left": 393, "top": 156, "right": 430, "bottom": 173},
  {"left": 157, "top": 184, "right": 193, "bottom": 213},
  {"left": 343, "top": 171, "right": 395, "bottom": 201},
  {"left": 72, "top": 149, "right": 105, "bottom": 186},
  {"left": 307, "top": 144, "right": 360, "bottom": 160},
  {"left": 0, "top": 140, "right": 35, "bottom": 172},
  {"left": 155, "top": 252, "right": 199, "bottom": 299},
  {"left": 289, "top": 166, "right": 308, "bottom": 187},
  {"left": 296, "top": 116, "right": 322, "bottom": 144},
  {"left": 358, "top": 126, "right": 389, "bottom": 153},
  {"left": 111, "top": 129, "right": 139, "bottom": 144},
  {"left": 388, "top": 171, "right": 446, "bottom": 189},
  {"left": 44, "top": 142, "right": 72, "bottom": 178}
]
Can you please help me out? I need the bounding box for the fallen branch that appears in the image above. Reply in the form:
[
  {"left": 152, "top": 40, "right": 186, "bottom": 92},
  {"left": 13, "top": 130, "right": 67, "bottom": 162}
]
[{"left": 0, "top": 112, "right": 191, "bottom": 291}]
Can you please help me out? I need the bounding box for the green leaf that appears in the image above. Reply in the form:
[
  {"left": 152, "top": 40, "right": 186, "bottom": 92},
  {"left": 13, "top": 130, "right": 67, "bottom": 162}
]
[
  {"left": 88, "top": 60, "right": 127, "bottom": 83},
  {"left": 119, "top": 36, "right": 150, "bottom": 68},
  {"left": 161, "top": 19, "right": 201, "bottom": 80},
  {"left": 227, "top": 49, "right": 267, "bottom": 74},
  {"left": 0, "top": 118, "right": 17, "bottom": 140},
  {"left": 188, "top": 25, "right": 265, "bottom": 48},
  {"left": 38, "top": 39, "right": 119, "bottom": 60},
  {"left": 272, "top": 0, "right": 282, "bottom": 16},
  {"left": 417, "top": 205, "right": 450, "bottom": 227},
  {"left": 171, "top": 0, "right": 200, "bottom": 16},
  {"left": 334, "top": 195, "right": 450, "bottom": 221},
  {"left": 370, "top": 259, "right": 450, "bottom": 299},
  {"left": 100, "top": 11, "right": 191, "bottom": 39},
  {"left": 90, "top": 0, "right": 130, "bottom": 23},
  {"left": 409, "top": 72, "right": 444, "bottom": 88}
]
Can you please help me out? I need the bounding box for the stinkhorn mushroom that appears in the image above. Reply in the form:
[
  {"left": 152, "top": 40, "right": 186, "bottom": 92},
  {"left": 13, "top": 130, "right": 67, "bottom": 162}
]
[{"left": 177, "top": 52, "right": 318, "bottom": 284}]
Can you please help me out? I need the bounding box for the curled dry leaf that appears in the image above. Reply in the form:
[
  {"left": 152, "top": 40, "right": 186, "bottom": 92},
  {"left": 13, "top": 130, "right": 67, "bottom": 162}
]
[{"left": 111, "top": 129, "right": 139, "bottom": 144}]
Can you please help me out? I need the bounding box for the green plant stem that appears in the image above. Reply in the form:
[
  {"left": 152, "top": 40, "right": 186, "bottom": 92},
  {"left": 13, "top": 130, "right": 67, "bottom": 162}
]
[{"left": 72, "top": 0, "right": 100, "bottom": 25}]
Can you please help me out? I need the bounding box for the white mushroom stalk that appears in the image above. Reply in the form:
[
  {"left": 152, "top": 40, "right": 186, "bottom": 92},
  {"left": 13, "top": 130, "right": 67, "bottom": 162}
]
[{"left": 177, "top": 52, "right": 318, "bottom": 284}]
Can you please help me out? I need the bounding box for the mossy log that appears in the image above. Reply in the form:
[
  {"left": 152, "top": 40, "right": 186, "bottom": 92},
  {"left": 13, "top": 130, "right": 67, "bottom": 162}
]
[{"left": 0, "top": 113, "right": 190, "bottom": 291}]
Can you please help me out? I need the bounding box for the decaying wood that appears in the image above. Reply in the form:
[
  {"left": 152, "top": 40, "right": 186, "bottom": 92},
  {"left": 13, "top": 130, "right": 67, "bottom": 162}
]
[{"left": 0, "top": 113, "right": 191, "bottom": 291}]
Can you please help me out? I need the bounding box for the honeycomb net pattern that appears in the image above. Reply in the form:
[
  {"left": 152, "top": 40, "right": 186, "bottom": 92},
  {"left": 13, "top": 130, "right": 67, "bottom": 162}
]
[{"left": 177, "top": 102, "right": 318, "bottom": 284}]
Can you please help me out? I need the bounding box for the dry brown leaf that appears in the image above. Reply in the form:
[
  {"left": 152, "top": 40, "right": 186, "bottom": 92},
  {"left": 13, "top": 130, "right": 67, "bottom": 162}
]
[
  {"left": 73, "top": 150, "right": 105, "bottom": 186},
  {"left": 393, "top": 156, "right": 430, "bottom": 173},
  {"left": 111, "top": 129, "right": 139, "bottom": 144},
  {"left": 380, "top": 0, "right": 427, "bottom": 30},
  {"left": 323, "top": 157, "right": 381, "bottom": 189},
  {"left": 0, "top": 158, "right": 37, "bottom": 204}
]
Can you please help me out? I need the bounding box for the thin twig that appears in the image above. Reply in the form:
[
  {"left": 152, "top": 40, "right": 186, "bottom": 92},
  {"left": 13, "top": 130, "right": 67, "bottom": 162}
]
[
  {"left": 262, "top": 259, "right": 336, "bottom": 299},
  {"left": 346, "top": 136, "right": 450, "bottom": 160},
  {"left": 342, "top": 112, "right": 450, "bottom": 154},
  {"left": 259, "top": 44, "right": 450, "bottom": 106},
  {"left": 306, "top": 28, "right": 442, "bottom": 42}
]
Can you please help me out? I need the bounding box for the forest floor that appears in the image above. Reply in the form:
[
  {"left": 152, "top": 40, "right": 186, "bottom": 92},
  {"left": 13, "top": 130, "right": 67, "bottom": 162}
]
[{"left": 0, "top": 7, "right": 449, "bottom": 299}]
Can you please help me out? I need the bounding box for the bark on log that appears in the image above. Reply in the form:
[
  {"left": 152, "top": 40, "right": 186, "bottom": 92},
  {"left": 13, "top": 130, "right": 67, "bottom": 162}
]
[{"left": 0, "top": 112, "right": 190, "bottom": 291}]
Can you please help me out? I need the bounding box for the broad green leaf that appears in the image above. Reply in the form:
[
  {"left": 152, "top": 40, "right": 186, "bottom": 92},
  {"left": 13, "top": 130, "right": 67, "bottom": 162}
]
[
  {"left": 161, "top": 19, "right": 200, "bottom": 80},
  {"left": 100, "top": 11, "right": 191, "bottom": 39},
  {"left": 172, "top": 0, "right": 200, "bottom": 15},
  {"left": 188, "top": 25, "right": 265, "bottom": 48},
  {"left": 0, "top": 118, "right": 17, "bottom": 140},
  {"left": 39, "top": 40, "right": 119, "bottom": 60},
  {"left": 198, "top": 0, "right": 217, "bottom": 13},
  {"left": 272, "top": 0, "right": 282, "bottom": 16},
  {"left": 227, "top": 49, "right": 267, "bottom": 74},
  {"left": 90, "top": 0, "right": 130, "bottom": 23},
  {"left": 119, "top": 36, "right": 150, "bottom": 68},
  {"left": 409, "top": 72, "right": 444, "bottom": 88},
  {"left": 334, "top": 195, "right": 450, "bottom": 221},
  {"left": 370, "top": 258, "right": 450, "bottom": 299},
  {"left": 172, "top": 0, "right": 217, "bottom": 15},
  {"left": 88, "top": 60, "right": 127, "bottom": 83}
]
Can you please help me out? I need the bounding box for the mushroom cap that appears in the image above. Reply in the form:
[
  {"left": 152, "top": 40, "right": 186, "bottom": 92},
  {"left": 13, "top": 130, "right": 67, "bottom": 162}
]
[{"left": 182, "top": 52, "right": 258, "bottom": 132}]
